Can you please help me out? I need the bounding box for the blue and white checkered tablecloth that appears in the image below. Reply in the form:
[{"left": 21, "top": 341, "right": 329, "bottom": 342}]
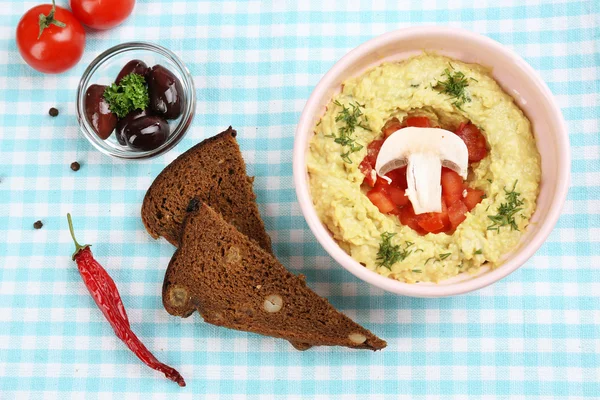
[{"left": 0, "top": 0, "right": 598, "bottom": 398}]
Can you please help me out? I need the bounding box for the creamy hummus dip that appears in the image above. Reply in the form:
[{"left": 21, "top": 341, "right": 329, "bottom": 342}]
[{"left": 307, "top": 54, "right": 541, "bottom": 283}]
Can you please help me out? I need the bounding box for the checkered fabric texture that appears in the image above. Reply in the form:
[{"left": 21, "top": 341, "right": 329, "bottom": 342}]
[{"left": 0, "top": 0, "right": 598, "bottom": 398}]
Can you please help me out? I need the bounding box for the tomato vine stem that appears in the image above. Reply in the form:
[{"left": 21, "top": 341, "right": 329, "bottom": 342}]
[{"left": 38, "top": 0, "right": 66, "bottom": 39}]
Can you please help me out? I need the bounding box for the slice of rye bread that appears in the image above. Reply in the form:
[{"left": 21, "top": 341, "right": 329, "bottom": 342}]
[
  {"left": 163, "top": 203, "right": 387, "bottom": 351},
  {"left": 141, "top": 127, "right": 272, "bottom": 253}
]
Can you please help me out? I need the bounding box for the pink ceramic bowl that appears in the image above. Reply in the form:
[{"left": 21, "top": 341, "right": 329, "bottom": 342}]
[{"left": 293, "top": 27, "right": 570, "bottom": 297}]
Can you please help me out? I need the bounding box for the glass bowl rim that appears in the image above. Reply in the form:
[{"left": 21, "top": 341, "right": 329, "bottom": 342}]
[{"left": 76, "top": 41, "right": 196, "bottom": 160}]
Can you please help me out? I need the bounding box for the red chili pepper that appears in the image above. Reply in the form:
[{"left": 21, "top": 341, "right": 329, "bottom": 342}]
[{"left": 67, "top": 214, "right": 186, "bottom": 387}]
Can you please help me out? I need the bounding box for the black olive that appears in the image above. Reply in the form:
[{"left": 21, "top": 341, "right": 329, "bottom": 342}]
[
  {"left": 146, "top": 65, "right": 183, "bottom": 120},
  {"left": 115, "top": 108, "right": 150, "bottom": 146},
  {"left": 123, "top": 115, "right": 169, "bottom": 151},
  {"left": 84, "top": 85, "right": 117, "bottom": 140},
  {"left": 116, "top": 60, "right": 149, "bottom": 85}
]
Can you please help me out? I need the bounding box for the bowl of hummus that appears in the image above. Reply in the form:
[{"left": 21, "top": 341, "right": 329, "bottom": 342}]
[{"left": 293, "top": 27, "right": 570, "bottom": 297}]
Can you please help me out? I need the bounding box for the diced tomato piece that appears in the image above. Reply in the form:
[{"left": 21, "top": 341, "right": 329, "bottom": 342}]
[
  {"left": 447, "top": 200, "right": 468, "bottom": 229},
  {"left": 463, "top": 188, "right": 485, "bottom": 211},
  {"left": 373, "top": 176, "right": 408, "bottom": 208},
  {"left": 454, "top": 122, "right": 488, "bottom": 163},
  {"left": 375, "top": 176, "right": 390, "bottom": 189},
  {"left": 381, "top": 117, "right": 402, "bottom": 137},
  {"left": 387, "top": 186, "right": 409, "bottom": 207},
  {"left": 441, "top": 168, "right": 465, "bottom": 205},
  {"left": 416, "top": 213, "right": 445, "bottom": 233},
  {"left": 398, "top": 205, "right": 426, "bottom": 235},
  {"left": 366, "top": 187, "right": 395, "bottom": 214},
  {"left": 365, "top": 139, "right": 384, "bottom": 166},
  {"left": 385, "top": 167, "right": 408, "bottom": 190},
  {"left": 359, "top": 158, "right": 376, "bottom": 187},
  {"left": 414, "top": 198, "right": 450, "bottom": 234},
  {"left": 388, "top": 207, "right": 402, "bottom": 216},
  {"left": 440, "top": 198, "right": 450, "bottom": 229},
  {"left": 359, "top": 139, "right": 385, "bottom": 186},
  {"left": 404, "top": 116, "right": 431, "bottom": 128}
]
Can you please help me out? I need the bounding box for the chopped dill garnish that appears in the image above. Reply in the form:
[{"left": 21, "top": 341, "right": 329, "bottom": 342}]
[
  {"left": 326, "top": 100, "right": 371, "bottom": 164},
  {"left": 487, "top": 179, "right": 493, "bottom": 183},
  {"left": 423, "top": 252, "right": 452, "bottom": 266},
  {"left": 412, "top": 269, "right": 422, "bottom": 273},
  {"left": 474, "top": 249, "right": 483, "bottom": 255},
  {"left": 316, "top": 120, "right": 321, "bottom": 126},
  {"left": 411, "top": 83, "right": 420, "bottom": 88},
  {"left": 470, "top": 77, "right": 479, "bottom": 82},
  {"left": 340, "top": 151, "right": 353, "bottom": 164},
  {"left": 432, "top": 66, "right": 472, "bottom": 110},
  {"left": 414, "top": 249, "right": 424, "bottom": 253},
  {"left": 376, "top": 233, "right": 413, "bottom": 269},
  {"left": 487, "top": 180, "right": 525, "bottom": 232}
]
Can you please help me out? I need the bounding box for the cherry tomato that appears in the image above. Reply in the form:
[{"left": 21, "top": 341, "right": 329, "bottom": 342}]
[
  {"left": 16, "top": 1, "right": 85, "bottom": 74},
  {"left": 70, "top": 0, "right": 135, "bottom": 30},
  {"left": 454, "top": 122, "right": 488, "bottom": 163}
]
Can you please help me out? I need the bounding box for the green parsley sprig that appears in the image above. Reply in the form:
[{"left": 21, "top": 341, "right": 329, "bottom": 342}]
[
  {"left": 103, "top": 73, "right": 149, "bottom": 118},
  {"left": 376, "top": 232, "right": 413, "bottom": 269},
  {"left": 487, "top": 180, "right": 525, "bottom": 232},
  {"left": 432, "top": 64, "right": 471, "bottom": 110},
  {"left": 326, "top": 100, "right": 371, "bottom": 164}
]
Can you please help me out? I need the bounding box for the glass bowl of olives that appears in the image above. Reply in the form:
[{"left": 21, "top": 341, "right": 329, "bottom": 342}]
[{"left": 76, "top": 42, "right": 196, "bottom": 159}]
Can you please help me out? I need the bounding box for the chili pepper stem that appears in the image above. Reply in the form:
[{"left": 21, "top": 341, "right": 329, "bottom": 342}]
[{"left": 66, "top": 213, "right": 91, "bottom": 260}]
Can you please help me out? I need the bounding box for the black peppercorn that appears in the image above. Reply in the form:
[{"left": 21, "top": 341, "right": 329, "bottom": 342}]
[
  {"left": 33, "top": 221, "right": 43, "bottom": 229},
  {"left": 70, "top": 162, "right": 80, "bottom": 171},
  {"left": 49, "top": 107, "right": 59, "bottom": 117}
]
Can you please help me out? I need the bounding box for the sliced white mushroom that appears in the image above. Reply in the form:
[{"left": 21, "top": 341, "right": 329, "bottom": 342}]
[{"left": 375, "top": 127, "right": 468, "bottom": 214}]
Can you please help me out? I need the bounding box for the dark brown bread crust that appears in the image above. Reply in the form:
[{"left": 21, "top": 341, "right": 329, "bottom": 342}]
[
  {"left": 141, "top": 127, "right": 272, "bottom": 253},
  {"left": 162, "top": 203, "right": 387, "bottom": 351}
]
